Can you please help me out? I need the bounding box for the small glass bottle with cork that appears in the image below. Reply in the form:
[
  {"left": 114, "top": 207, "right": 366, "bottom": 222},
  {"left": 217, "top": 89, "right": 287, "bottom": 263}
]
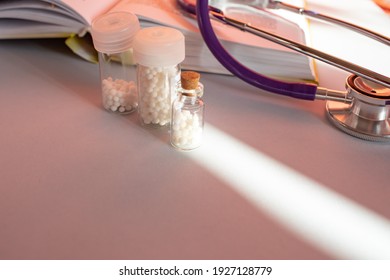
[{"left": 170, "top": 71, "right": 205, "bottom": 151}]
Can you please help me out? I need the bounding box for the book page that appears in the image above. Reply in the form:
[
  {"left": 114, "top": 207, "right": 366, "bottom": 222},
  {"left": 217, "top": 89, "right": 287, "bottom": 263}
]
[
  {"left": 0, "top": 20, "right": 81, "bottom": 39},
  {"left": 0, "top": 0, "right": 121, "bottom": 38},
  {"left": 60, "top": 0, "right": 119, "bottom": 24},
  {"left": 110, "top": 0, "right": 308, "bottom": 52},
  {"left": 111, "top": 0, "right": 198, "bottom": 32},
  {"left": 0, "top": 0, "right": 85, "bottom": 38}
]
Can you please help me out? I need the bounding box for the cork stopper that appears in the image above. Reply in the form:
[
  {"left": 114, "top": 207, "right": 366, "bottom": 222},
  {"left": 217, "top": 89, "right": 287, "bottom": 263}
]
[{"left": 181, "top": 71, "right": 200, "bottom": 90}]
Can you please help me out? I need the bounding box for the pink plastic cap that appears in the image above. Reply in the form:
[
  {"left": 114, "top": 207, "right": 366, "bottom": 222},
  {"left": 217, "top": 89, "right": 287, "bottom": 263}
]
[
  {"left": 133, "top": 26, "right": 185, "bottom": 67},
  {"left": 91, "top": 12, "right": 140, "bottom": 54}
]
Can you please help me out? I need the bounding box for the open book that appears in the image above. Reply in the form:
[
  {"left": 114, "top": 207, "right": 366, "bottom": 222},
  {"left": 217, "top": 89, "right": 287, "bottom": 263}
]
[{"left": 0, "top": 0, "right": 317, "bottom": 82}]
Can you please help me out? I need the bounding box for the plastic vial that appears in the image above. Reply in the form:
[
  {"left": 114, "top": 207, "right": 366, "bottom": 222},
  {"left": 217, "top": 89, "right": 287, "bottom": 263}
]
[
  {"left": 133, "top": 27, "right": 185, "bottom": 127},
  {"left": 170, "top": 71, "right": 205, "bottom": 150},
  {"left": 91, "top": 12, "right": 140, "bottom": 114}
]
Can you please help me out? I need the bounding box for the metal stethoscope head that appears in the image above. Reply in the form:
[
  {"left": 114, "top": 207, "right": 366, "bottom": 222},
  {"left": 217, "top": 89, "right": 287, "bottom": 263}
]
[
  {"left": 180, "top": 0, "right": 390, "bottom": 141},
  {"left": 326, "top": 76, "right": 390, "bottom": 142}
]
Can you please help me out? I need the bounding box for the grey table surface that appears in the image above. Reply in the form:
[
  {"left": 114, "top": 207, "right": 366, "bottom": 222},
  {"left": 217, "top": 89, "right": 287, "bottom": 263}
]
[{"left": 1, "top": 0, "right": 389, "bottom": 260}]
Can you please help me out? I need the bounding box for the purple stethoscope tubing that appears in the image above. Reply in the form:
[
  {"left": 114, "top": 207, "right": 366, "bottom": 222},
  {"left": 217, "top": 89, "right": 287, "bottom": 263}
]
[{"left": 195, "top": 0, "right": 318, "bottom": 100}]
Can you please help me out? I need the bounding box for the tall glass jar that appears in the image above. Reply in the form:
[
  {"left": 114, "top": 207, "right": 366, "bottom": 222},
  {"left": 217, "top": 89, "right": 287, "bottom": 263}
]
[
  {"left": 171, "top": 71, "right": 205, "bottom": 150},
  {"left": 133, "top": 27, "right": 185, "bottom": 127},
  {"left": 91, "top": 12, "right": 140, "bottom": 114}
]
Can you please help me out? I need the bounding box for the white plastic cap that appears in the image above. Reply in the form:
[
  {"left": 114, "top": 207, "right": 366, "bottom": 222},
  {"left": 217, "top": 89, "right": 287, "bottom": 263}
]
[
  {"left": 133, "top": 27, "right": 185, "bottom": 67},
  {"left": 91, "top": 12, "right": 140, "bottom": 54}
]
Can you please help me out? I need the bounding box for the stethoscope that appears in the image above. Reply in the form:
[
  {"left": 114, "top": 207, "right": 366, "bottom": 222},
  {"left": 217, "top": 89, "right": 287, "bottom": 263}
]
[{"left": 177, "top": 0, "right": 390, "bottom": 142}]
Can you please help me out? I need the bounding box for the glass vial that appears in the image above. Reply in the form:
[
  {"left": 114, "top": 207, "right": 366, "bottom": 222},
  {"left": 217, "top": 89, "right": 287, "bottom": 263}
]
[
  {"left": 133, "top": 27, "right": 185, "bottom": 127},
  {"left": 171, "top": 71, "right": 205, "bottom": 150},
  {"left": 91, "top": 12, "right": 140, "bottom": 114}
]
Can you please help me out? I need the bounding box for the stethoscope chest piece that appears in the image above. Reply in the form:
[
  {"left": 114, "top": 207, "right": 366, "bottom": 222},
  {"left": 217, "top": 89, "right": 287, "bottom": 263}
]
[{"left": 326, "top": 75, "right": 390, "bottom": 142}]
